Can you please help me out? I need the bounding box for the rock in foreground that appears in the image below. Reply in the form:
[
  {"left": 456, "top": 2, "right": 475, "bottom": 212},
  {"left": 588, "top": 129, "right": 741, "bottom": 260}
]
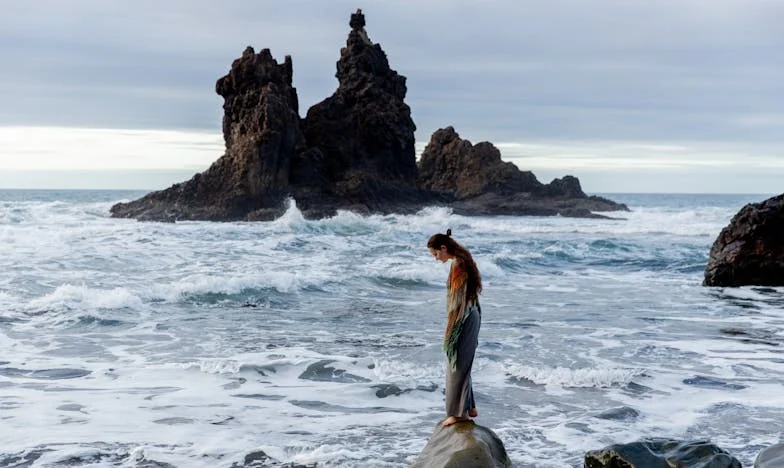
[
  {"left": 704, "top": 193, "right": 784, "bottom": 286},
  {"left": 755, "top": 443, "right": 784, "bottom": 468},
  {"left": 585, "top": 439, "right": 742, "bottom": 468},
  {"left": 410, "top": 420, "right": 511, "bottom": 468}
]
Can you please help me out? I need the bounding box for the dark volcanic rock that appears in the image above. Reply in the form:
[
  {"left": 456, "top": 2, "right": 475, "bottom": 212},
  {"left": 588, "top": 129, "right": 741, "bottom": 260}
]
[
  {"left": 418, "top": 127, "right": 628, "bottom": 217},
  {"left": 110, "top": 10, "right": 627, "bottom": 222},
  {"left": 301, "top": 9, "right": 425, "bottom": 212},
  {"left": 703, "top": 193, "right": 784, "bottom": 286},
  {"left": 418, "top": 126, "right": 542, "bottom": 199},
  {"left": 541, "top": 175, "right": 585, "bottom": 198},
  {"left": 111, "top": 47, "right": 308, "bottom": 221},
  {"left": 585, "top": 439, "right": 742, "bottom": 468},
  {"left": 111, "top": 9, "right": 428, "bottom": 222}
]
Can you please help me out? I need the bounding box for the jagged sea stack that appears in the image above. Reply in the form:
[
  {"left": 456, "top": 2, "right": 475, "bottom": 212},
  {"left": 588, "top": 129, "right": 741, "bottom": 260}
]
[
  {"left": 110, "top": 9, "right": 429, "bottom": 221},
  {"left": 301, "top": 9, "right": 425, "bottom": 211},
  {"left": 110, "top": 47, "right": 308, "bottom": 221},
  {"left": 704, "top": 193, "right": 784, "bottom": 286}
]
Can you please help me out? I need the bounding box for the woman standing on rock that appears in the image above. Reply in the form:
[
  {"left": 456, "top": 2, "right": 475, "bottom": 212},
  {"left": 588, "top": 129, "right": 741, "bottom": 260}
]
[{"left": 427, "top": 229, "right": 482, "bottom": 426}]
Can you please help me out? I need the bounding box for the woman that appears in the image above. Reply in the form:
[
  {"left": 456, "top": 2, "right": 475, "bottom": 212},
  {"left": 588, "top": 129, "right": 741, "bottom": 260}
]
[{"left": 427, "top": 228, "right": 482, "bottom": 426}]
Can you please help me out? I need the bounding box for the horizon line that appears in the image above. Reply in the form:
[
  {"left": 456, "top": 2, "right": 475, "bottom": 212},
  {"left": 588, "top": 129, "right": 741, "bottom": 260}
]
[{"left": 0, "top": 187, "right": 775, "bottom": 197}]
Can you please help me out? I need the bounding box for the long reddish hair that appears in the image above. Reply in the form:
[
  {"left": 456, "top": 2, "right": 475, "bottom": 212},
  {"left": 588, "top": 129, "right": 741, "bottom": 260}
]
[{"left": 427, "top": 228, "right": 482, "bottom": 300}]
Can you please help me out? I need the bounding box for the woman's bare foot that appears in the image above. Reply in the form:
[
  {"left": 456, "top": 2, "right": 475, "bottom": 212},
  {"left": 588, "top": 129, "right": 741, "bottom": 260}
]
[
  {"left": 442, "top": 415, "right": 470, "bottom": 427},
  {"left": 468, "top": 408, "right": 478, "bottom": 418}
]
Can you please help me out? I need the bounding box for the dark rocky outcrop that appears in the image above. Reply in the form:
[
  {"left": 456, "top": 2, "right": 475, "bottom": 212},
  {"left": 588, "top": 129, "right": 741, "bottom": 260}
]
[
  {"left": 755, "top": 443, "right": 784, "bottom": 468},
  {"left": 410, "top": 420, "right": 512, "bottom": 468},
  {"left": 585, "top": 439, "right": 742, "bottom": 468},
  {"left": 301, "top": 9, "right": 424, "bottom": 212},
  {"left": 418, "top": 126, "right": 542, "bottom": 199},
  {"left": 703, "top": 193, "right": 784, "bottom": 286},
  {"left": 111, "top": 9, "right": 428, "bottom": 221},
  {"left": 110, "top": 10, "right": 628, "bottom": 222},
  {"left": 418, "top": 127, "right": 628, "bottom": 218},
  {"left": 110, "top": 46, "right": 309, "bottom": 221}
]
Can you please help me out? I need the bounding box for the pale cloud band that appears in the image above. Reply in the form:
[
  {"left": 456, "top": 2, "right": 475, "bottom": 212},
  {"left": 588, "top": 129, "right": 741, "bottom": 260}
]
[
  {"left": 2, "top": 127, "right": 780, "bottom": 193},
  {"left": 0, "top": 127, "right": 221, "bottom": 171}
]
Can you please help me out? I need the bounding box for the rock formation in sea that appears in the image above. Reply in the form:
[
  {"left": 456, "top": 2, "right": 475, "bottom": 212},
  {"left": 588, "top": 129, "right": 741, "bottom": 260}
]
[
  {"left": 300, "top": 9, "right": 425, "bottom": 215},
  {"left": 410, "top": 420, "right": 512, "bottom": 468},
  {"left": 109, "top": 46, "right": 308, "bottom": 221},
  {"left": 418, "top": 126, "right": 628, "bottom": 218},
  {"left": 111, "top": 9, "right": 428, "bottom": 221},
  {"left": 110, "top": 9, "right": 628, "bottom": 222},
  {"left": 703, "top": 193, "right": 784, "bottom": 286},
  {"left": 584, "top": 439, "right": 742, "bottom": 468}
]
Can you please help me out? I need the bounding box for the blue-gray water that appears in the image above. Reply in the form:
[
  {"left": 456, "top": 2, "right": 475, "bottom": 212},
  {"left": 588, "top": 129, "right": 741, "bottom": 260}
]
[{"left": 0, "top": 190, "right": 782, "bottom": 467}]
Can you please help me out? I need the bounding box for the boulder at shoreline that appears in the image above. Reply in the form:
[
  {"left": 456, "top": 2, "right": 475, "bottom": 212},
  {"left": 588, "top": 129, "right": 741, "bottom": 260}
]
[
  {"left": 704, "top": 193, "right": 784, "bottom": 286},
  {"left": 110, "top": 9, "right": 627, "bottom": 222},
  {"left": 585, "top": 439, "right": 742, "bottom": 468}
]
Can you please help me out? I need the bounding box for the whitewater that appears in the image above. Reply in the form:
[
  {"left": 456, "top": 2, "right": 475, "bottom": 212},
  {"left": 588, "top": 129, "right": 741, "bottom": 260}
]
[{"left": 0, "top": 190, "right": 782, "bottom": 467}]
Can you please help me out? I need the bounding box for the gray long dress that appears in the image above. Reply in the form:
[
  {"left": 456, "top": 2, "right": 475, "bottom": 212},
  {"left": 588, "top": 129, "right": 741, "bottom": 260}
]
[
  {"left": 445, "top": 303, "right": 481, "bottom": 417},
  {"left": 443, "top": 259, "right": 481, "bottom": 417}
]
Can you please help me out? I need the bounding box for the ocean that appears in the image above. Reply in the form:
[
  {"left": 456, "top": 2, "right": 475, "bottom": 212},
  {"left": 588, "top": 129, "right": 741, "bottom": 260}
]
[{"left": 0, "top": 190, "right": 782, "bottom": 467}]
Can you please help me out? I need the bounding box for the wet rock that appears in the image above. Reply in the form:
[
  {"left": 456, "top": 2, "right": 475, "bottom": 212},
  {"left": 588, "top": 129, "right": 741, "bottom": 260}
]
[
  {"left": 298, "top": 360, "right": 370, "bottom": 383},
  {"left": 585, "top": 439, "right": 742, "bottom": 468},
  {"left": 682, "top": 375, "right": 747, "bottom": 390},
  {"left": 372, "top": 383, "right": 406, "bottom": 398},
  {"left": 411, "top": 420, "right": 512, "bottom": 468},
  {"left": 237, "top": 450, "right": 313, "bottom": 467},
  {"left": 755, "top": 443, "right": 784, "bottom": 467},
  {"left": 720, "top": 327, "right": 780, "bottom": 346},
  {"left": 595, "top": 406, "right": 640, "bottom": 421},
  {"left": 704, "top": 193, "right": 784, "bottom": 286}
]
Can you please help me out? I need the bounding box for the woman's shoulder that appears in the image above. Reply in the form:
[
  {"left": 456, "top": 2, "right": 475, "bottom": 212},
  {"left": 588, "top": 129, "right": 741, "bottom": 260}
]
[{"left": 449, "top": 259, "right": 467, "bottom": 278}]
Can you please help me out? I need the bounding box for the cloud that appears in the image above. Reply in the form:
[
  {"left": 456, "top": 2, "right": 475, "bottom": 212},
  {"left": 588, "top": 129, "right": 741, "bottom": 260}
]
[
  {"left": 0, "top": 1, "right": 782, "bottom": 192},
  {"left": 2, "top": 1, "right": 782, "bottom": 138},
  {"left": 0, "top": 127, "right": 221, "bottom": 171}
]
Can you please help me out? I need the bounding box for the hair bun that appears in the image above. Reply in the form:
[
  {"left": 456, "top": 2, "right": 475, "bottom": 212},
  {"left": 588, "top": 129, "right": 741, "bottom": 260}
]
[{"left": 446, "top": 228, "right": 452, "bottom": 237}]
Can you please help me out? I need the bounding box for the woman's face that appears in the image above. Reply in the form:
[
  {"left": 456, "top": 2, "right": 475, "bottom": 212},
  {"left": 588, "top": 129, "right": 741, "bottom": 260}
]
[{"left": 429, "top": 245, "right": 451, "bottom": 263}]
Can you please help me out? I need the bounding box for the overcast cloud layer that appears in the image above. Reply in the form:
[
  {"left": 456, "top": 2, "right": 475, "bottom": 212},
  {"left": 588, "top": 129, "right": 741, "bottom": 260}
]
[{"left": 1, "top": 0, "right": 782, "bottom": 192}]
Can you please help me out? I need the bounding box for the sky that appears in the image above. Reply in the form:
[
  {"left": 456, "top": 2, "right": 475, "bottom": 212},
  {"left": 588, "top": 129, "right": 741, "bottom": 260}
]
[{"left": 1, "top": 0, "right": 782, "bottom": 193}]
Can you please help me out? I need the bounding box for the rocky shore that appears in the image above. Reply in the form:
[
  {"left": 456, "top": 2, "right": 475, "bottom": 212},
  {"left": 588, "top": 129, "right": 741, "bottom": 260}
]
[{"left": 110, "top": 10, "right": 627, "bottom": 222}]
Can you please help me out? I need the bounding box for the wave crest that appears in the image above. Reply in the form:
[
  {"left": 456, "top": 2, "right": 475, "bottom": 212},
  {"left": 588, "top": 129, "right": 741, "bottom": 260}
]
[
  {"left": 26, "top": 285, "right": 144, "bottom": 313},
  {"left": 504, "top": 361, "right": 641, "bottom": 388}
]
